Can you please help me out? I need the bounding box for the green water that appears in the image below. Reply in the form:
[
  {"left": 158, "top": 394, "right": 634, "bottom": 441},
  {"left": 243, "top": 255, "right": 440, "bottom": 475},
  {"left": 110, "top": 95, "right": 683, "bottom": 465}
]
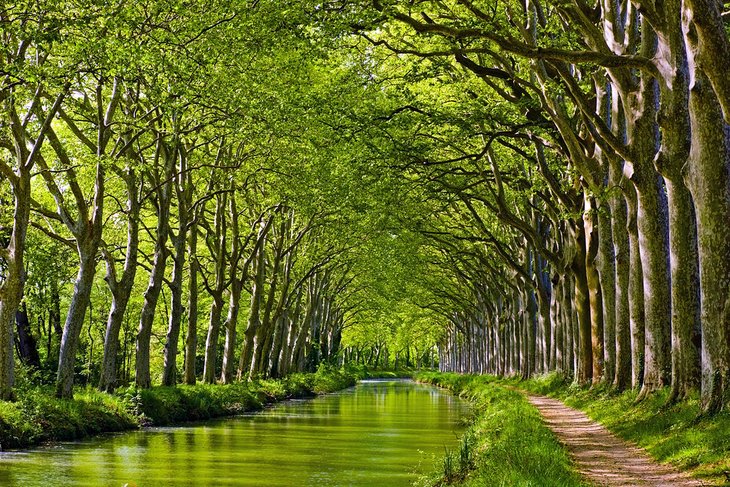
[{"left": 0, "top": 380, "right": 468, "bottom": 486}]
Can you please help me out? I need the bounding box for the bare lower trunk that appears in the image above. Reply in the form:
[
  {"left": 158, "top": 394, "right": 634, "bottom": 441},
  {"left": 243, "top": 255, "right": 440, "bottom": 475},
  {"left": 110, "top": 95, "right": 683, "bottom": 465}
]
[
  {"left": 161, "top": 228, "right": 187, "bottom": 386},
  {"left": 571, "top": 223, "right": 593, "bottom": 384},
  {"left": 99, "top": 171, "right": 139, "bottom": 393},
  {"left": 15, "top": 303, "right": 40, "bottom": 367},
  {"left": 98, "top": 292, "right": 130, "bottom": 392},
  {"left": 635, "top": 174, "right": 672, "bottom": 396},
  {"left": 56, "top": 248, "right": 98, "bottom": 398},
  {"left": 686, "top": 70, "right": 730, "bottom": 413},
  {"left": 184, "top": 226, "right": 198, "bottom": 385},
  {"left": 203, "top": 296, "right": 224, "bottom": 383},
  {"left": 626, "top": 187, "right": 646, "bottom": 388},
  {"left": 664, "top": 177, "right": 701, "bottom": 401},
  {"left": 220, "top": 282, "right": 242, "bottom": 384},
  {"left": 611, "top": 177, "right": 632, "bottom": 390},
  {"left": 0, "top": 299, "right": 17, "bottom": 401},
  {"left": 585, "top": 197, "right": 605, "bottom": 383},
  {"left": 596, "top": 199, "right": 616, "bottom": 384},
  {"left": 135, "top": 242, "right": 169, "bottom": 389}
]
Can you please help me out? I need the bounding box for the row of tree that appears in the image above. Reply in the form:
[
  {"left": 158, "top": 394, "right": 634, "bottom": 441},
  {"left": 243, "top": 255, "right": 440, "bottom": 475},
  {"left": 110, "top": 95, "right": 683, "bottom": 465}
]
[
  {"left": 0, "top": 1, "right": 379, "bottom": 400},
  {"left": 344, "top": 0, "right": 729, "bottom": 413},
  {"left": 2, "top": 0, "right": 728, "bottom": 415}
]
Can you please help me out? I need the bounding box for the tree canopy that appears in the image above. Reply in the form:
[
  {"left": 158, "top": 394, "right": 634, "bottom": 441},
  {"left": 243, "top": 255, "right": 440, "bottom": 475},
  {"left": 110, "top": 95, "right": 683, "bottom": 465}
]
[{"left": 1, "top": 0, "right": 728, "bottom": 413}]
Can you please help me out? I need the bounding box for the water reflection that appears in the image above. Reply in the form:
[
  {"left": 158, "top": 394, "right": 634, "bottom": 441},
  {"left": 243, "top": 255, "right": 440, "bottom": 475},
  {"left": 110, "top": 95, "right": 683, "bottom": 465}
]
[{"left": 0, "top": 380, "right": 467, "bottom": 486}]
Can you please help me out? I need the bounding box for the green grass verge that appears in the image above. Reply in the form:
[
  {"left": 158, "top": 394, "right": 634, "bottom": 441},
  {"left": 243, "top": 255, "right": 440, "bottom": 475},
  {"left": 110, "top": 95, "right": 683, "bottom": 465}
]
[
  {"left": 0, "top": 386, "right": 138, "bottom": 449},
  {"left": 415, "top": 372, "right": 587, "bottom": 487},
  {"left": 502, "top": 373, "right": 730, "bottom": 485},
  {"left": 343, "top": 363, "right": 417, "bottom": 379},
  {"left": 0, "top": 365, "right": 357, "bottom": 449}
]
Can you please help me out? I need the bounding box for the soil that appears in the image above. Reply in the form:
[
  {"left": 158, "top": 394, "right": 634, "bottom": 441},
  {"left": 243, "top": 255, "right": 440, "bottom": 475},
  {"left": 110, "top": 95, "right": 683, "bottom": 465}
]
[{"left": 525, "top": 393, "right": 705, "bottom": 487}]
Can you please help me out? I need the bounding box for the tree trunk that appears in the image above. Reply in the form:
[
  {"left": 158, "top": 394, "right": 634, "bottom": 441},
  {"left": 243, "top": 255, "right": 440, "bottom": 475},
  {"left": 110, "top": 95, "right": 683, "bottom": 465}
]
[
  {"left": 571, "top": 224, "right": 593, "bottom": 384},
  {"left": 625, "top": 186, "right": 646, "bottom": 388},
  {"left": 15, "top": 302, "right": 40, "bottom": 368},
  {"left": 135, "top": 240, "right": 169, "bottom": 389},
  {"left": 596, "top": 197, "right": 616, "bottom": 384},
  {"left": 183, "top": 224, "right": 199, "bottom": 385},
  {"left": 585, "top": 195, "right": 605, "bottom": 383},
  {"left": 610, "top": 163, "right": 632, "bottom": 390},
  {"left": 161, "top": 232, "right": 186, "bottom": 386},
  {"left": 238, "top": 221, "right": 266, "bottom": 381},
  {"left": 635, "top": 172, "right": 672, "bottom": 396},
  {"left": 202, "top": 192, "right": 227, "bottom": 384},
  {"left": 685, "top": 69, "right": 730, "bottom": 413},
  {"left": 99, "top": 169, "right": 139, "bottom": 393},
  {"left": 56, "top": 245, "right": 99, "bottom": 398}
]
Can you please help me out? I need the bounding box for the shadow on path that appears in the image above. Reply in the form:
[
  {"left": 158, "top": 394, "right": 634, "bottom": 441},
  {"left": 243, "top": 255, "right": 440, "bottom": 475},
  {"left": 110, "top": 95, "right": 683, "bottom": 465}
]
[{"left": 525, "top": 394, "right": 704, "bottom": 487}]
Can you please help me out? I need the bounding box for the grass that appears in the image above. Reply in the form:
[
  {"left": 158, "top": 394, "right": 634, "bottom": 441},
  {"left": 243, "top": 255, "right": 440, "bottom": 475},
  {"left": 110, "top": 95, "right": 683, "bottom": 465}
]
[
  {"left": 504, "top": 373, "right": 730, "bottom": 485},
  {"left": 342, "top": 363, "right": 416, "bottom": 379},
  {"left": 0, "top": 386, "right": 138, "bottom": 449},
  {"left": 0, "top": 365, "right": 357, "bottom": 449},
  {"left": 415, "top": 372, "right": 587, "bottom": 487}
]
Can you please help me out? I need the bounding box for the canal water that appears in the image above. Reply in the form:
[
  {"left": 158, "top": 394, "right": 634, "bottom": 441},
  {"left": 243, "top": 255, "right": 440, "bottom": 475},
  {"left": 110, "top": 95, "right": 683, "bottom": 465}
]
[{"left": 0, "top": 379, "right": 468, "bottom": 486}]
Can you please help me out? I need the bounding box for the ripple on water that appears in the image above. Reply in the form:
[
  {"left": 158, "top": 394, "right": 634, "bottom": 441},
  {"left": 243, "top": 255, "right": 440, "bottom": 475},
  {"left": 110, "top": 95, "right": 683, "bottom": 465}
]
[{"left": 0, "top": 380, "right": 467, "bottom": 487}]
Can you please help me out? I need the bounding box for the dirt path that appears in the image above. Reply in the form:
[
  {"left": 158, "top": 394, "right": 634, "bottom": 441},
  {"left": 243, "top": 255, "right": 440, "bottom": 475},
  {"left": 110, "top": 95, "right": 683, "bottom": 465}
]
[{"left": 525, "top": 394, "right": 704, "bottom": 487}]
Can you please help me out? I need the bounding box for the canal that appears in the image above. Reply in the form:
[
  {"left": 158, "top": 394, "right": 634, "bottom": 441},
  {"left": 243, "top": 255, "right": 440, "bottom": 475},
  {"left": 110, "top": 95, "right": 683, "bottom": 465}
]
[{"left": 0, "top": 379, "right": 468, "bottom": 486}]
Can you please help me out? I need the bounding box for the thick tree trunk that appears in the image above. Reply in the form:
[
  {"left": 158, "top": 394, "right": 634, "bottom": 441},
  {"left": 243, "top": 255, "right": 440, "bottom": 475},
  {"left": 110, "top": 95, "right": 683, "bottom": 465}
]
[
  {"left": 625, "top": 186, "right": 646, "bottom": 388},
  {"left": 56, "top": 246, "right": 98, "bottom": 398},
  {"left": 610, "top": 164, "right": 632, "bottom": 390},
  {"left": 585, "top": 196, "right": 605, "bottom": 383},
  {"left": 135, "top": 240, "right": 169, "bottom": 389},
  {"left": 202, "top": 192, "right": 227, "bottom": 384},
  {"left": 238, "top": 223, "right": 266, "bottom": 380},
  {"left": 570, "top": 223, "right": 593, "bottom": 384},
  {"left": 161, "top": 232, "right": 186, "bottom": 386},
  {"left": 664, "top": 176, "right": 702, "bottom": 401},
  {"left": 220, "top": 281, "right": 242, "bottom": 384},
  {"left": 99, "top": 290, "right": 131, "bottom": 392},
  {"left": 0, "top": 173, "right": 32, "bottom": 400},
  {"left": 685, "top": 70, "right": 730, "bottom": 413},
  {"left": 635, "top": 172, "right": 672, "bottom": 396}
]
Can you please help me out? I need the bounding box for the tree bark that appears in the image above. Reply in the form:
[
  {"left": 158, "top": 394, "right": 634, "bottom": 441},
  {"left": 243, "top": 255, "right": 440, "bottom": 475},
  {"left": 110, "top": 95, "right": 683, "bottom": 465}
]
[{"left": 685, "top": 69, "right": 730, "bottom": 413}]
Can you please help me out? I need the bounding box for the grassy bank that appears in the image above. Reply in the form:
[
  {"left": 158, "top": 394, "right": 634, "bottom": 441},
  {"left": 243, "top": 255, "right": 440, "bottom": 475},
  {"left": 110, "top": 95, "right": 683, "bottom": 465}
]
[
  {"left": 0, "top": 366, "right": 356, "bottom": 450},
  {"left": 415, "top": 372, "right": 587, "bottom": 486},
  {"left": 343, "top": 364, "right": 416, "bottom": 379},
  {"left": 505, "top": 373, "right": 730, "bottom": 485}
]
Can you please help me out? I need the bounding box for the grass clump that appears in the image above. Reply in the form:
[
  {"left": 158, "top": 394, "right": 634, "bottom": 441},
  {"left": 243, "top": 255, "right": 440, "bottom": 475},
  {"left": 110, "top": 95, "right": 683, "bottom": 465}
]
[
  {"left": 508, "top": 373, "right": 730, "bottom": 485},
  {"left": 415, "top": 372, "right": 587, "bottom": 487}
]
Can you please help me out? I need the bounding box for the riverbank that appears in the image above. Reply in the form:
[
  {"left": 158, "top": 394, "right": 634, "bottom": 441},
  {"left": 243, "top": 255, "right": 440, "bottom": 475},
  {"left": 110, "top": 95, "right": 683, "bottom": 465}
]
[
  {"left": 0, "top": 366, "right": 356, "bottom": 450},
  {"left": 506, "top": 373, "right": 730, "bottom": 485},
  {"left": 415, "top": 372, "right": 586, "bottom": 486},
  {"left": 418, "top": 372, "right": 730, "bottom": 486}
]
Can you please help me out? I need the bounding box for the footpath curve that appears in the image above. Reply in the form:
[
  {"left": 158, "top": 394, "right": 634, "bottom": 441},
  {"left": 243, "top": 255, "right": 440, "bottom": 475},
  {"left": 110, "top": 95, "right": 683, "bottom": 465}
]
[{"left": 525, "top": 393, "right": 704, "bottom": 487}]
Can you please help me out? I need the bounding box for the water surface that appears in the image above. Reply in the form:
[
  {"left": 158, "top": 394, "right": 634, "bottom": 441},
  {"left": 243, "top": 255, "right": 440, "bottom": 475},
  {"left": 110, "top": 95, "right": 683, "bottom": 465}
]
[{"left": 0, "top": 380, "right": 467, "bottom": 486}]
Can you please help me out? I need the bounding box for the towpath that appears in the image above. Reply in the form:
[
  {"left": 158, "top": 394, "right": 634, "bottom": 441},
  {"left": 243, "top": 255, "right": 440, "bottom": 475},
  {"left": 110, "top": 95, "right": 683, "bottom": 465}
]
[{"left": 525, "top": 394, "right": 704, "bottom": 487}]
